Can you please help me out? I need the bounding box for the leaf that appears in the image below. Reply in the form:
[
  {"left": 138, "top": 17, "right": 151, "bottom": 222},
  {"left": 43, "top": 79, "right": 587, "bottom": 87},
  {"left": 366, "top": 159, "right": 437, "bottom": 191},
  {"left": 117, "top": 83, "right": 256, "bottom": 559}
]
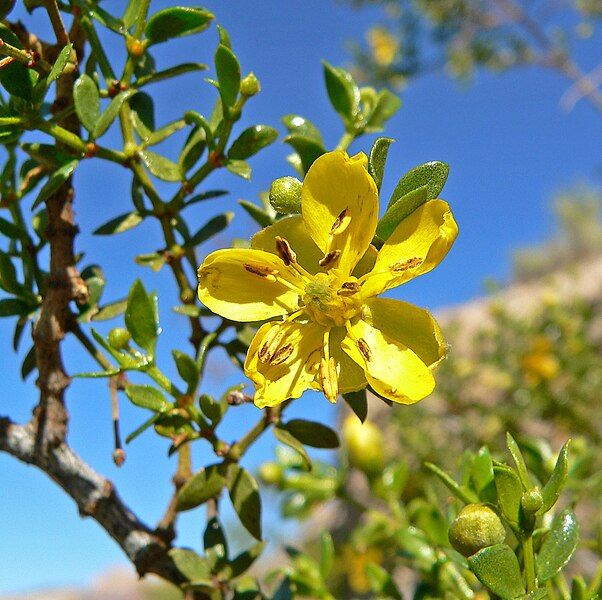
[
  {"left": 319, "top": 532, "right": 334, "bottom": 580},
  {"left": 281, "top": 419, "right": 339, "bottom": 449},
  {"left": 172, "top": 350, "right": 199, "bottom": 389},
  {"left": 145, "top": 7, "right": 214, "bottom": 45},
  {"left": 0, "top": 298, "right": 31, "bottom": 317},
  {"left": 93, "top": 90, "right": 135, "bottom": 138},
  {"left": 0, "top": 250, "right": 21, "bottom": 294},
  {"left": 506, "top": 433, "right": 531, "bottom": 490},
  {"left": 229, "top": 125, "right": 278, "bottom": 160},
  {"left": 388, "top": 161, "right": 449, "bottom": 209},
  {"left": 366, "top": 89, "right": 402, "bottom": 131},
  {"left": 143, "top": 119, "right": 187, "bottom": 147},
  {"left": 21, "top": 345, "right": 36, "bottom": 380},
  {"left": 536, "top": 509, "right": 579, "bottom": 582},
  {"left": 425, "top": 462, "right": 479, "bottom": 504},
  {"left": 283, "top": 134, "right": 325, "bottom": 174},
  {"left": 179, "top": 126, "right": 206, "bottom": 173},
  {"left": 368, "top": 137, "right": 394, "bottom": 192},
  {"left": 493, "top": 464, "right": 523, "bottom": 529},
  {"left": 124, "top": 279, "right": 158, "bottom": 353},
  {"left": 228, "top": 542, "right": 266, "bottom": 579},
  {"left": 0, "top": 25, "right": 37, "bottom": 100},
  {"left": 376, "top": 186, "right": 429, "bottom": 241},
  {"left": 322, "top": 60, "right": 360, "bottom": 122},
  {"left": 184, "top": 212, "right": 233, "bottom": 248},
  {"left": 215, "top": 43, "right": 241, "bottom": 109},
  {"left": 93, "top": 211, "right": 144, "bottom": 235},
  {"left": 168, "top": 548, "right": 212, "bottom": 582},
  {"left": 468, "top": 544, "right": 525, "bottom": 599},
  {"left": 73, "top": 74, "right": 100, "bottom": 134},
  {"left": 365, "top": 562, "right": 403, "bottom": 600},
  {"left": 177, "top": 464, "right": 228, "bottom": 512},
  {"left": 471, "top": 446, "right": 497, "bottom": 504},
  {"left": 32, "top": 160, "right": 78, "bottom": 209},
  {"left": 538, "top": 440, "right": 570, "bottom": 515},
  {"left": 123, "top": 0, "right": 142, "bottom": 29},
  {"left": 47, "top": 44, "right": 73, "bottom": 84},
  {"left": 226, "top": 159, "right": 251, "bottom": 180},
  {"left": 274, "top": 426, "right": 311, "bottom": 471},
  {"left": 139, "top": 150, "right": 182, "bottom": 182},
  {"left": 136, "top": 62, "right": 208, "bottom": 87},
  {"left": 184, "top": 190, "right": 228, "bottom": 206},
  {"left": 125, "top": 413, "right": 161, "bottom": 444},
  {"left": 343, "top": 389, "right": 367, "bottom": 423},
  {"left": 89, "top": 6, "right": 125, "bottom": 35},
  {"left": 229, "top": 467, "right": 262, "bottom": 540},
  {"left": 125, "top": 384, "right": 170, "bottom": 412},
  {"left": 92, "top": 298, "right": 127, "bottom": 321},
  {"left": 129, "top": 91, "right": 155, "bottom": 136},
  {"left": 281, "top": 114, "right": 323, "bottom": 144},
  {"left": 204, "top": 516, "right": 229, "bottom": 557},
  {"left": 238, "top": 200, "right": 273, "bottom": 227}
]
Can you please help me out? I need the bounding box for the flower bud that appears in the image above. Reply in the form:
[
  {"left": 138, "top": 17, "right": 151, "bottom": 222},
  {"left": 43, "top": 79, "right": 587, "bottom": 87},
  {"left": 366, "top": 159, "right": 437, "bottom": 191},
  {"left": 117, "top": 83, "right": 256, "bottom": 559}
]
[
  {"left": 258, "top": 461, "right": 283, "bottom": 486},
  {"left": 449, "top": 504, "right": 506, "bottom": 557},
  {"left": 269, "top": 177, "right": 302, "bottom": 214},
  {"left": 108, "top": 327, "right": 131, "bottom": 350},
  {"left": 240, "top": 72, "right": 261, "bottom": 97},
  {"left": 126, "top": 37, "right": 145, "bottom": 58},
  {"left": 521, "top": 488, "right": 543, "bottom": 513},
  {"left": 342, "top": 415, "right": 385, "bottom": 477}
]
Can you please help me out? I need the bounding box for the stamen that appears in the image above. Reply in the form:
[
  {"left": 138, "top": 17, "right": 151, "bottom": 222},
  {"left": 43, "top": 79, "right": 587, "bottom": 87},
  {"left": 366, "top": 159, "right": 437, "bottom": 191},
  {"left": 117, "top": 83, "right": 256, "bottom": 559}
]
[
  {"left": 259, "top": 326, "right": 286, "bottom": 362},
  {"left": 390, "top": 257, "right": 423, "bottom": 272},
  {"left": 275, "top": 236, "right": 297, "bottom": 266},
  {"left": 319, "top": 249, "right": 341, "bottom": 269},
  {"left": 337, "top": 281, "right": 361, "bottom": 296},
  {"left": 270, "top": 343, "right": 294, "bottom": 365},
  {"left": 320, "top": 357, "right": 338, "bottom": 403},
  {"left": 357, "top": 338, "right": 372, "bottom": 362},
  {"left": 330, "top": 208, "right": 351, "bottom": 235},
  {"left": 244, "top": 262, "right": 278, "bottom": 280}
]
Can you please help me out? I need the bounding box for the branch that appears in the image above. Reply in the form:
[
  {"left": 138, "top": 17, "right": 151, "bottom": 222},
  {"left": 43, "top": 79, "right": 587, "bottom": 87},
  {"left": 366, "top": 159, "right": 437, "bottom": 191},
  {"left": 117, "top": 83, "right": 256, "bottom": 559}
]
[{"left": 0, "top": 417, "right": 186, "bottom": 584}]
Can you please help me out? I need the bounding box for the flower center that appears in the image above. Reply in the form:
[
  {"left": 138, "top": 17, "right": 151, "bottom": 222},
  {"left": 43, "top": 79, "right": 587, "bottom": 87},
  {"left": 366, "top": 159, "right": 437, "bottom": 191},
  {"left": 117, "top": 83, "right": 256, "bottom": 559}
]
[{"left": 301, "top": 271, "right": 363, "bottom": 327}]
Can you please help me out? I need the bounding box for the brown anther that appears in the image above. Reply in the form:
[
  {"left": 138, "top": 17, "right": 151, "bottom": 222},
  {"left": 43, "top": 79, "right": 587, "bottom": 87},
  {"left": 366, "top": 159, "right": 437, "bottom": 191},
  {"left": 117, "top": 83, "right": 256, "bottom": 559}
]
[
  {"left": 330, "top": 207, "right": 351, "bottom": 235},
  {"left": 390, "top": 257, "right": 423, "bottom": 272},
  {"left": 112, "top": 448, "right": 126, "bottom": 467},
  {"left": 84, "top": 142, "right": 99, "bottom": 158},
  {"left": 275, "top": 236, "right": 297, "bottom": 266},
  {"left": 244, "top": 262, "right": 278, "bottom": 278},
  {"left": 319, "top": 249, "right": 341, "bottom": 269},
  {"left": 337, "top": 281, "right": 361, "bottom": 296},
  {"left": 357, "top": 338, "right": 372, "bottom": 361},
  {"left": 208, "top": 150, "right": 225, "bottom": 167},
  {"left": 108, "top": 80, "right": 121, "bottom": 97},
  {"left": 259, "top": 327, "right": 285, "bottom": 362},
  {"left": 270, "top": 343, "right": 294, "bottom": 365}
]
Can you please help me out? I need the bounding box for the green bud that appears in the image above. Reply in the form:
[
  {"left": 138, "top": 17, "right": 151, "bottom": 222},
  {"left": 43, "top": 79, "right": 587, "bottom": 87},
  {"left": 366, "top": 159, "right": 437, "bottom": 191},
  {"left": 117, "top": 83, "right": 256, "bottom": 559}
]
[
  {"left": 342, "top": 415, "right": 385, "bottom": 477},
  {"left": 269, "top": 176, "right": 302, "bottom": 214},
  {"left": 521, "top": 488, "right": 543, "bottom": 513},
  {"left": 258, "top": 462, "right": 283, "bottom": 486},
  {"left": 240, "top": 72, "right": 260, "bottom": 97},
  {"left": 449, "top": 504, "right": 506, "bottom": 557},
  {"left": 108, "top": 327, "right": 131, "bottom": 350}
]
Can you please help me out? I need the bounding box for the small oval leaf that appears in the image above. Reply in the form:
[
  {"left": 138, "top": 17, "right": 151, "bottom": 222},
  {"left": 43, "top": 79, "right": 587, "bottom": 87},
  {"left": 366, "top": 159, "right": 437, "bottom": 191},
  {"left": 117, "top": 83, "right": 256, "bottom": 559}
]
[{"left": 536, "top": 509, "right": 579, "bottom": 582}]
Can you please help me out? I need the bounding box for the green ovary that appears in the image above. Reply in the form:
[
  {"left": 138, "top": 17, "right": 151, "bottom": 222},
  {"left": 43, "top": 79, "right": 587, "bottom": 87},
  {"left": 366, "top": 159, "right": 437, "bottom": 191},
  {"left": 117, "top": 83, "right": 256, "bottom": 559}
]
[{"left": 302, "top": 272, "right": 362, "bottom": 327}]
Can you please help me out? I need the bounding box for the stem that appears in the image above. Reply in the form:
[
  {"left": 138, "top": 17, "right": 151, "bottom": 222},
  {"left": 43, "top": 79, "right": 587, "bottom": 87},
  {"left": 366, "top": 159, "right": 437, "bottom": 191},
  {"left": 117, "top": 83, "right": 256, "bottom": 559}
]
[
  {"left": 43, "top": 0, "right": 70, "bottom": 46},
  {"left": 70, "top": 321, "right": 114, "bottom": 371},
  {"left": 523, "top": 535, "right": 537, "bottom": 593},
  {"left": 587, "top": 559, "right": 602, "bottom": 597},
  {"left": 335, "top": 131, "right": 356, "bottom": 152}
]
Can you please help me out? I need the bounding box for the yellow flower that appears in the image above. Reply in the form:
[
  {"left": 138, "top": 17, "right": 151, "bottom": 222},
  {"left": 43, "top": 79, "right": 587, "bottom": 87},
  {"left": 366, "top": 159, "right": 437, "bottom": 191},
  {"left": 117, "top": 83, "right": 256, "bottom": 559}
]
[
  {"left": 367, "top": 27, "right": 399, "bottom": 67},
  {"left": 521, "top": 336, "right": 559, "bottom": 384},
  {"left": 198, "top": 151, "right": 458, "bottom": 408}
]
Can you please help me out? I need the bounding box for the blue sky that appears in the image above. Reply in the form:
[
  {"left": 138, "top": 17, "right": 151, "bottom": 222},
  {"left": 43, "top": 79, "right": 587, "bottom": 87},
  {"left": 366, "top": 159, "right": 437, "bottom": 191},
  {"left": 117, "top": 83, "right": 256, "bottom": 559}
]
[{"left": 0, "top": 0, "right": 600, "bottom": 593}]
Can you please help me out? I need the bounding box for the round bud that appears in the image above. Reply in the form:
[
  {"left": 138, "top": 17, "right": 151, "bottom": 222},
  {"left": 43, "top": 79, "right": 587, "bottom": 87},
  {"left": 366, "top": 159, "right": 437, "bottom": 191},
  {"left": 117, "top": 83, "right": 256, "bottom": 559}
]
[
  {"left": 240, "top": 72, "right": 261, "bottom": 97},
  {"left": 108, "top": 327, "right": 131, "bottom": 350},
  {"left": 342, "top": 415, "right": 385, "bottom": 477},
  {"left": 126, "top": 37, "right": 145, "bottom": 58},
  {"left": 521, "top": 488, "right": 543, "bottom": 513},
  {"left": 258, "top": 461, "right": 283, "bottom": 486},
  {"left": 269, "top": 177, "right": 302, "bottom": 215},
  {"left": 449, "top": 504, "right": 506, "bottom": 557}
]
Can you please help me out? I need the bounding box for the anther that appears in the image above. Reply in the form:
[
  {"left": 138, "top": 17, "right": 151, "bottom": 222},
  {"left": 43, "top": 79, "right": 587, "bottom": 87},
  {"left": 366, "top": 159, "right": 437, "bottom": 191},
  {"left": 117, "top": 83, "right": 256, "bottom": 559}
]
[
  {"left": 357, "top": 338, "right": 372, "bottom": 362},
  {"left": 320, "top": 357, "right": 339, "bottom": 402},
  {"left": 270, "top": 343, "right": 294, "bottom": 365},
  {"left": 275, "top": 236, "right": 297, "bottom": 266},
  {"left": 390, "top": 257, "right": 423, "bottom": 272},
  {"left": 258, "top": 327, "right": 285, "bottom": 362},
  {"left": 330, "top": 208, "right": 351, "bottom": 235},
  {"left": 244, "top": 263, "right": 278, "bottom": 280},
  {"left": 337, "top": 281, "right": 361, "bottom": 296},
  {"left": 319, "top": 250, "right": 341, "bottom": 269}
]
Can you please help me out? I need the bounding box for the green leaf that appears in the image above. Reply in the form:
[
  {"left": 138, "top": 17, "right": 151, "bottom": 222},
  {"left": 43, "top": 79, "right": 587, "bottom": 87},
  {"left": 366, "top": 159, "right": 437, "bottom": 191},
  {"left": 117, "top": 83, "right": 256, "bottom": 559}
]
[
  {"left": 176, "top": 463, "right": 228, "bottom": 512},
  {"left": 92, "top": 298, "right": 127, "bottom": 321},
  {"left": 145, "top": 7, "right": 214, "bottom": 45},
  {"left": 143, "top": 118, "right": 187, "bottom": 147},
  {"left": 274, "top": 426, "right": 312, "bottom": 471},
  {"left": 0, "top": 25, "right": 37, "bottom": 100},
  {"left": 425, "top": 462, "right": 479, "bottom": 504},
  {"left": 538, "top": 440, "right": 570, "bottom": 515},
  {"left": 0, "top": 250, "right": 21, "bottom": 294},
  {"left": 168, "top": 548, "right": 212, "bottom": 582},
  {"left": 136, "top": 62, "right": 208, "bottom": 87},
  {"left": 229, "top": 125, "right": 278, "bottom": 160},
  {"left": 319, "top": 532, "right": 334, "bottom": 580},
  {"left": 125, "top": 413, "right": 161, "bottom": 444},
  {"left": 32, "top": 160, "right": 78, "bottom": 210},
  {"left": 366, "top": 89, "right": 402, "bottom": 131},
  {"left": 93, "top": 90, "right": 136, "bottom": 138},
  {"left": 283, "top": 134, "right": 325, "bottom": 174},
  {"left": 471, "top": 446, "right": 497, "bottom": 504},
  {"left": 124, "top": 279, "right": 158, "bottom": 353},
  {"left": 184, "top": 212, "right": 233, "bottom": 248},
  {"left": 215, "top": 43, "right": 241, "bottom": 109},
  {"left": 228, "top": 542, "right": 266, "bottom": 579},
  {"left": 229, "top": 467, "right": 262, "bottom": 540},
  {"left": 179, "top": 126, "right": 206, "bottom": 173},
  {"left": 123, "top": 0, "right": 142, "bottom": 29},
  {"left": 204, "top": 516, "right": 229, "bottom": 557},
  {"left": 388, "top": 161, "right": 449, "bottom": 209},
  {"left": 184, "top": 190, "right": 227, "bottom": 206},
  {"left": 516, "top": 592, "right": 548, "bottom": 600},
  {"left": 493, "top": 464, "right": 523, "bottom": 529},
  {"left": 365, "top": 562, "right": 403, "bottom": 600},
  {"left": 172, "top": 350, "right": 199, "bottom": 389},
  {"left": 129, "top": 91, "right": 155, "bottom": 136},
  {"left": 281, "top": 114, "right": 323, "bottom": 145},
  {"left": 0, "top": 298, "right": 31, "bottom": 317},
  {"left": 468, "top": 544, "right": 525, "bottom": 599},
  {"left": 322, "top": 60, "right": 360, "bottom": 122},
  {"left": 139, "top": 150, "right": 182, "bottom": 182},
  {"left": 281, "top": 419, "right": 339, "bottom": 449},
  {"left": 368, "top": 137, "right": 394, "bottom": 192},
  {"left": 226, "top": 159, "right": 251, "bottom": 180},
  {"left": 93, "top": 211, "right": 144, "bottom": 235},
  {"left": 21, "top": 345, "right": 36, "bottom": 380},
  {"left": 376, "top": 186, "right": 429, "bottom": 241},
  {"left": 47, "top": 44, "right": 73, "bottom": 84},
  {"left": 125, "top": 384, "right": 170, "bottom": 412},
  {"left": 537, "top": 509, "right": 579, "bottom": 582},
  {"left": 89, "top": 6, "right": 125, "bottom": 35},
  {"left": 506, "top": 433, "right": 531, "bottom": 490},
  {"left": 73, "top": 74, "right": 100, "bottom": 134},
  {"left": 238, "top": 200, "right": 273, "bottom": 227},
  {"left": 343, "top": 389, "right": 367, "bottom": 423},
  {"left": 74, "top": 368, "right": 121, "bottom": 379}
]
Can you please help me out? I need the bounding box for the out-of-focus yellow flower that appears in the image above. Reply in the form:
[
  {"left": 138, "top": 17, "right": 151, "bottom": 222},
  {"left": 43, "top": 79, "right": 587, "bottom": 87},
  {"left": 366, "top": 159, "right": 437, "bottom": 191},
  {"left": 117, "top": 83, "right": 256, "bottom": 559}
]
[
  {"left": 198, "top": 151, "right": 457, "bottom": 408},
  {"left": 367, "top": 27, "right": 399, "bottom": 67},
  {"left": 342, "top": 545, "right": 384, "bottom": 594},
  {"left": 521, "top": 336, "right": 560, "bottom": 384}
]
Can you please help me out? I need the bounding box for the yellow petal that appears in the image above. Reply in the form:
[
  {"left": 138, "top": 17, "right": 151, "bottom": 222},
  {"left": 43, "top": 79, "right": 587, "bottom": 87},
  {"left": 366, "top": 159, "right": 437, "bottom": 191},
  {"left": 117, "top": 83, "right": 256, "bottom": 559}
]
[
  {"left": 245, "top": 320, "right": 324, "bottom": 408},
  {"left": 302, "top": 151, "right": 378, "bottom": 275},
  {"left": 198, "top": 248, "right": 303, "bottom": 322},
  {"left": 342, "top": 318, "right": 435, "bottom": 404},
  {"left": 360, "top": 200, "right": 458, "bottom": 298},
  {"left": 363, "top": 298, "right": 446, "bottom": 368},
  {"left": 330, "top": 326, "right": 367, "bottom": 394},
  {"left": 251, "top": 215, "right": 323, "bottom": 274}
]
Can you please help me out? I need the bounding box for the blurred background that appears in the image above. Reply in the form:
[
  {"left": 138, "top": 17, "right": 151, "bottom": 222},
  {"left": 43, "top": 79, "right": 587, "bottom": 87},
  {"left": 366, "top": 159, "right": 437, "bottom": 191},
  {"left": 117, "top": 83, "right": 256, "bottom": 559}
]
[{"left": 0, "top": 0, "right": 600, "bottom": 597}]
